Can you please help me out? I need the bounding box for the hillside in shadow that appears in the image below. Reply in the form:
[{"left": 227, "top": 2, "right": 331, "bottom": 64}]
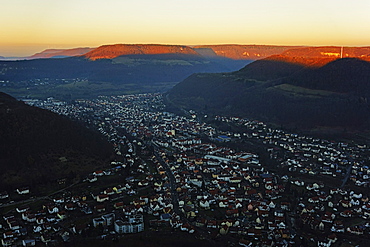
[{"left": 0, "top": 92, "right": 113, "bottom": 189}]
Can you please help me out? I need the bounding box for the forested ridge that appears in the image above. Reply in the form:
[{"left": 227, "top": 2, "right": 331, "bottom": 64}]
[
  {"left": 0, "top": 92, "right": 113, "bottom": 189},
  {"left": 167, "top": 57, "right": 370, "bottom": 133}
]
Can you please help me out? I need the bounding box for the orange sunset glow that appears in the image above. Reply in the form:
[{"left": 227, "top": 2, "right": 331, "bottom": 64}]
[{"left": 1, "top": 0, "right": 370, "bottom": 57}]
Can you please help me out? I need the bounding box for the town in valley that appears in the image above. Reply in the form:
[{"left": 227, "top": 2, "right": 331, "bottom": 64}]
[{"left": 1, "top": 93, "right": 370, "bottom": 247}]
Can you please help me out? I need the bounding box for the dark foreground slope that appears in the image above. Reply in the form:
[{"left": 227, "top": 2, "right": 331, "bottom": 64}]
[
  {"left": 167, "top": 57, "right": 370, "bottom": 133},
  {"left": 0, "top": 92, "right": 113, "bottom": 189}
]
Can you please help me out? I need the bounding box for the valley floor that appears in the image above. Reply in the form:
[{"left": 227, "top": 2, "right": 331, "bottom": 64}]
[{"left": 1, "top": 93, "right": 370, "bottom": 247}]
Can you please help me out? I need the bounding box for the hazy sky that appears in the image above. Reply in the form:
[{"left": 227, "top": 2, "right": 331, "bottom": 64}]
[{"left": 1, "top": 0, "right": 369, "bottom": 56}]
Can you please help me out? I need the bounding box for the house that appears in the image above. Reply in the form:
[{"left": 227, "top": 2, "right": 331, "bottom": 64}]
[
  {"left": 115, "top": 214, "right": 144, "bottom": 234},
  {"left": 195, "top": 217, "right": 207, "bottom": 227},
  {"left": 327, "top": 233, "right": 338, "bottom": 244},
  {"left": 95, "top": 205, "right": 106, "bottom": 213},
  {"left": 317, "top": 239, "right": 331, "bottom": 247},
  {"left": 331, "top": 221, "right": 345, "bottom": 233},
  {"left": 41, "top": 234, "right": 52, "bottom": 244},
  {"left": 247, "top": 228, "right": 262, "bottom": 236},
  {"left": 160, "top": 213, "right": 171, "bottom": 221},
  {"left": 104, "top": 188, "right": 115, "bottom": 195},
  {"left": 16, "top": 187, "right": 30, "bottom": 195},
  {"left": 219, "top": 200, "right": 228, "bottom": 208},
  {"left": 280, "top": 202, "right": 291, "bottom": 211},
  {"left": 16, "top": 205, "right": 29, "bottom": 213},
  {"left": 347, "top": 226, "right": 364, "bottom": 235},
  {"left": 0, "top": 191, "right": 9, "bottom": 199},
  {"left": 26, "top": 214, "right": 36, "bottom": 223},
  {"left": 239, "top": 238, "right": 253, "bottom": 247},
  {"left": 1, "top": 238, "right": 15, "bottom": 247},
  {"left": 60, "top": 230, "right": 70, "bottom": 242},
  {"left": 53, "top": 197, "right": 64, "bottom": 204},
  {"left": 36, "top": 217, "right": 46, "bottom": 225},
  {"left": 162, "top": 206, "right": 171, "bottom": 214},
  {"left": 102, "top": 213, "right": 115, "bottom": 226},
  {"left": 322, "top": 212, "right": 335, "bottom": 223},
  {"left": 96, "top": 194, "right": 109, "bottom": 202},
  {"left": 92, "top": 217, "right": 105, "bottom": 228},
  {"left": 123, "top": 205, "right": 136, "bottom": 215},
  {"left": 114, "top": 202, "right": 124, "bottom": 209},
  {"left": 340, "top": 210, "right": 353, "bottom": 218},
  {"left": 268, "top": 201, "right": 276, "bottom": 209},
  {"left": 46, "top": 216, "right": 57, "bottom": 223},
  {"left": 43, "top": 222, "right": 52, "bottom": 231},
  {"left": 199, "top": 200, "right": 210, "bottom": 209},
  {"left": 81, "top": 206, "right": 93, "bottom": 215},
  {"left": 8, "top": 220, "right": 21, "bottom": 230},
  {"left": 87, "top": 175, "right": 97, "bottom": 183},
  {"left": 71, "top": 196, "right": 80, "bottom": 203},
  {"left": 340, "top": 200, "right": 352, "bottom": 208},
  {"left": 93, "top": 170, "right": 104, "bottom": 176},
  {"left": 181, "top": 223, "right": 195, "bottom": 233},
  {"left": 235, "top": 200, "right": 243, "bottom": 209},
  {"left": 207, "top": 220, "right": 218, "bottom": 228},
  {"left": 65, "top": 203, "right": 76, "bottom": 211},
  {"left": 3, "top": 231, "right": 19, "bottom": 239},
  {"left": 226, "top": 209, "right": 239, "bottom": 217},
  {"left": 57, "top": 211, "right": 67, "bottom": 220},
  {"left": 220, "top": 225, "right": 229, "bottom": 235},
  {"left": 22, "top": 239, "right": 36, "bottom": 247},
  {"left": 257, "top": 209, "right": 269, "bottom": 218},
  {"left": 170, "top": 219, "right": 182, "bottom": 228},
  {"left": 230, "top": 177, "right": 242, "bottom": 184}
]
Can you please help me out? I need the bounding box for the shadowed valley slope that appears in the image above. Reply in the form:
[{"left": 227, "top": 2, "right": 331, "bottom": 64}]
[{"left": 0, "top": 92, "right": 113, "bottom": 189}]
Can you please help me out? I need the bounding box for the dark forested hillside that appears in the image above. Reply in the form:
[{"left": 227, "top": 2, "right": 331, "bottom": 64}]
[
  {"left": 167, "top": 58, "right": 370, "bottom": 133},
  {"left": 287, "top": 58, "right": 370, "bottom": 95},
  {"left": 0, "top": 92, "right": 113, "bottom": 189}
]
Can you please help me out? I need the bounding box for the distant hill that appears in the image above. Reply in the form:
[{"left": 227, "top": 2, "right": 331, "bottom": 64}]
[
  {"left": 3, "top": 44, "right": 370, "bottom": 102},
  {"left": 0, "top": 44, "right": 253, "bottom": 100},
  {"left": 83, "top": 44, "right": 199, "bottom": 60},
  {"left": 167, "top": 55, "right": 370, "bottom": 134},
  {"left": 281, "top": 46, "right": 370, "bottom": 60},
  {"left": 29, "top": 47, "right": 94, "bottom": 59},
  {"left": 0, "top": 48, "right": 94, "bottom": 61},
  {"left": 193, "top": 45, "right": 302, "bottom": 60},
  {"left": 0, "top": 92, "right": 113, "bottom": 189},
  {"left": 269, "top": 46, "right": 370, "bottom": 67},
  {"left": 0, "top": 54, "right": 230, "bottom": 87}
]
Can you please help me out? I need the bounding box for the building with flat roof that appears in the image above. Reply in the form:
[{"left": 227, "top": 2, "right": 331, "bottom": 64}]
[{"left": 115, "top": 214, "right": 144, "bottom": 234}]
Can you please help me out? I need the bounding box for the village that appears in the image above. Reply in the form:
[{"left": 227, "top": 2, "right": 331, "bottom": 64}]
[{"left": 1, "top": 93, "right": 370, "bottom": 247}]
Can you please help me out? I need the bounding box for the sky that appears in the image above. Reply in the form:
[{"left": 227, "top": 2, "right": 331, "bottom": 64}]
[{"left": 1, "top": 0, "right": 369, "bottom": 57}]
